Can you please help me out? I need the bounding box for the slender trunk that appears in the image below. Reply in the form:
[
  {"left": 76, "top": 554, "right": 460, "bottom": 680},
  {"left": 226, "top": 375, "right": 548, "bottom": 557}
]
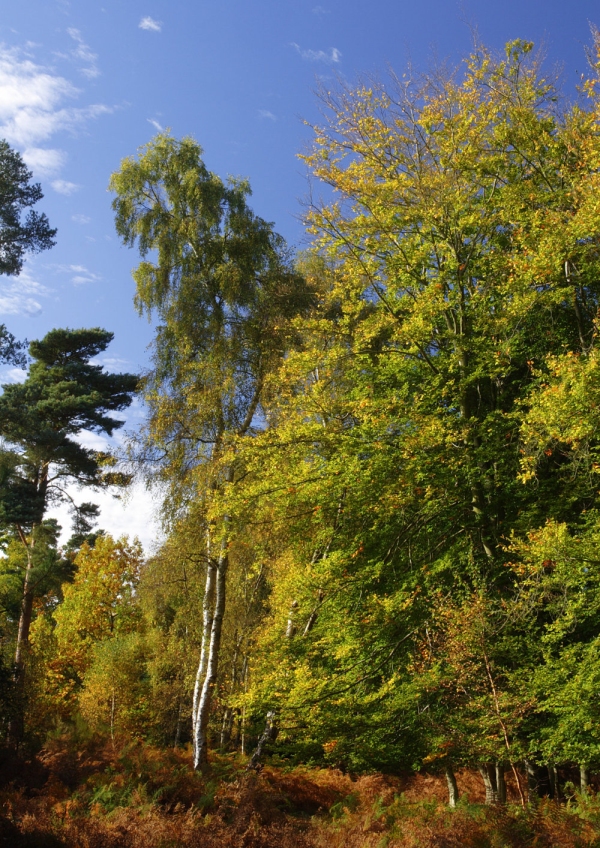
[
  {"left": 192, "top": 547, "right": 216, "bottom": 757},
  {"left": 240, "top": 655, "right": 248, "bottom": 755},
  {"left": 173, "top": 697, "right": 183, "bottom": 750},
  {"left": 247, "top": 710, "right": 278, "bottom": 771},
  {"left": 285, "top": 600, "right": 298, "bottom": 638},
  {"left": 110, "top": 688, "right": 116, "bottom": 744},
  {"left": 193, "top": 525, "right": 230, "bottom": 770},
  {"left": 13, "top": 521, "right": 37, "bottom": 676},
  {"left": 220, "top": 632, "right": 242, "bottom": 749},
  {"left": 458, "top": 350, "right": 495, "bottom": 559},
  {"left": 445, "top": 765, "right": 459, "bottom": 808},
  {"left": 482, "top": 649, "right": 526, "bottom": 807},
  {"left": 496, "top": 762, "right": 507, "bottom": 805},
  {"left": 548, "top": 765, "right": 561, "bottom": 800},
  {"left": 580, "top": 765, "right": 590, "bottom": 796},
  {"left": 14, "top": 579, "right": 34, "bottom": 674},
  {"left": 478, "top": 764, "right": 499, "bottom": 805},
  {"left": 220, "top": 707, "right": 234, "bottom": 749},
  {"left": 303, "top": 588, "right": 324, "bottom": 637},
  {"left": 8, "top": 536, "right": 35, "bottom": 746},
  {"left": 525, "top": 760, "right": 535, "bottom": 799}
]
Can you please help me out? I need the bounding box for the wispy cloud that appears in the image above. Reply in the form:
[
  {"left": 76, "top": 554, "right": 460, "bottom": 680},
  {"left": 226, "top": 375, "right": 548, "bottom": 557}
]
[
  {"left": 51, "top": 178, "right": 80, "bottom": 195},
  {"left": 91, "top": 355, "right": 130, "bottom": 369},
  {"left": 147, "top": 117, "right": 163, "bottom": 131},
  {"left": 0, "top": 45, "right": 112, "bottom": 177},
  {"left": 0, "top": 366, "right": 27, "bottom": 383},
  {"left": 139, "top": 16, "right": 162, "bottom": 32},
  {"left": 258, "top": 109, "right": 277, "bottom": 121},
  {"left": 0, "top": 267, "right": 51, "bottom": 316},
  {"left": 55, "top": 263, "right": 101, "bottom": 285},
  {"left": 72, "top": 213, "right": 91, "bottom": 224},
  {"left": 67, "top": 28, "right": 100, "bottom": 78},
  {"left": 291, "top": 43, "right": 341, "bottom": 64},
  {"left": 21, "top": 148, "right": 66, "bottom": 176},
  {"left": 312, "top": 5, "right": 330, "bottom": 14}
]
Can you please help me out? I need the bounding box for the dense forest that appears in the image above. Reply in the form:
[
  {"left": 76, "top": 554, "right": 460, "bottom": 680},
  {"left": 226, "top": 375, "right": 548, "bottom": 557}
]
[{"left": 4, "top": 37, "right": 600, "bottom": 847}]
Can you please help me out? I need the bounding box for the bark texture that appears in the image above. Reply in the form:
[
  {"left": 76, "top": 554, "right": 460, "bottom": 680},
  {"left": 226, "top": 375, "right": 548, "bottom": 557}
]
[
  {"left": 478, "top": 764, "right": 499, "bottom": 805},
  {"left": 193, "top": 524, "right": 230, "bottom": 770},
  {"left": 445, "top": 765, "right": 459, "bottom": 808}
]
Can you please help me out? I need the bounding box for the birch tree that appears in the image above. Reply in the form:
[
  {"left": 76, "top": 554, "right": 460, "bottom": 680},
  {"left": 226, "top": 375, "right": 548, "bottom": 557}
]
[{"left": 110, "top": 133, "right": 311, "bottom": 768}]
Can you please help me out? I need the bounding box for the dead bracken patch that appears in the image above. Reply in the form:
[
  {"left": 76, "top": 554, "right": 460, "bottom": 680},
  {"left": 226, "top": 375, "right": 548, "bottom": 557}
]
[{"left": 1, "top": 739, "right": 600, "bottom": 848}]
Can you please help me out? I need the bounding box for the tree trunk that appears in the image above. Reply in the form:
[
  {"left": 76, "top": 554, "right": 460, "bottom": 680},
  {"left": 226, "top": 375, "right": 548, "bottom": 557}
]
[
  {"left": 220, "top": 707, "right": 234, "bottom": 749},
  {"left": 445, "top": 765, "right": 459, "bottom": 808},
  {"left": 8, "top": 543, "right": 35, "bottom": 746},
  {"left": 193, "top": 528, "right": 229, "bottom": 770},
  {"left": 247, "top": 711, "right": 278, "bottom": 771},
  {"left": 580, "top": 764, "right": 590, "bottom": 796},
  {"left": 192, "top": 554, "right": 216, "bottom": 760},
  {"left": 496, "top": 762, "right": 507, "bottom": 805},
  {"left": 548, "top": 765, "right": 561, "bottom": 800},
  {"left": 240, "top": 655, "right": 248, "bottom": 755},
  {"left": 478, "top": 764, "right": 499, "bottom": 805},
  {"left": 285, "top": 600, "right": 298, "bottom": 638},
  {"left": 173, "top": 698, "right": 183, "bottom": 750}
]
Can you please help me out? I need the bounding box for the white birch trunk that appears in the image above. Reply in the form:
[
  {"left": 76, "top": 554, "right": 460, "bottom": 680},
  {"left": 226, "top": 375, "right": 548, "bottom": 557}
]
[
  {"left": 192, "top": 552, "right": 216, "bottom": 755},
  {"left": 193, "top": 524, "right": 230, "bottom": 770}
]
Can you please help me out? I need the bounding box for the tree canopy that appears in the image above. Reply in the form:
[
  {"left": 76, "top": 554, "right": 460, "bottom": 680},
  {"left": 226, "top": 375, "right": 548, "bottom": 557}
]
[
  {"left": 6, "top": 37, "right": 600, "bottom": 815},
  {"left": 0, "top": 139, "right": 56, "bottom": 277}
]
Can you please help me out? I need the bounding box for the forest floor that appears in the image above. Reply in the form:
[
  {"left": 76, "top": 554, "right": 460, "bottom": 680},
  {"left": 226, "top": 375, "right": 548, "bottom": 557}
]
[{"left": 1, "top": 736, "right": 600, "bottom": 847}]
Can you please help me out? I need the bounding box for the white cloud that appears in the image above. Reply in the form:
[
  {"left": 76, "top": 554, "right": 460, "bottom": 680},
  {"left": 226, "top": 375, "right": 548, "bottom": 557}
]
[
  {"left": 0, "top": 267, "right": 51, "bottom": 316},
  {"left": 0, "top": 366, "right": 27, "bottom": 384},
  {"left": 0, "top": 45, "right": 111, "bottom": 179},
  {"left": 72, "top": 274, "right": 99, "bottom": 285},
  {"left": 147, "top": 117, "right": 163, "bottom": 131},
  {"left": 72, "top": 213, "right": 91, "bottom": 224},
  {"left": 47, "top": 478, "right": 163, "bottom": 553},
  {"left": 55, "top": 263, "right": 101, "bottom": 285},
  {"left": 92, "top": 355, "right": 130, "bottom": 368},
  {"left": 139, "top": 16, "right": 162, "bottom": 32},
  {"left": 258, "top": 109, "right": 277, "bottom": 121},
  {"left": 21, "top": 147, "right": 66, "bottom": 177},
  {"left": 51, "top": 178, "right": 80, "bottom": 194},
  {"left": 312, "top": 5, "right": 330, "bottom": 14},
  {"left": 67, "top": 28, "right": 100, "bottom": 79},
  {"left": 291, "top": 43, "right": 341, "bottom": 64}
]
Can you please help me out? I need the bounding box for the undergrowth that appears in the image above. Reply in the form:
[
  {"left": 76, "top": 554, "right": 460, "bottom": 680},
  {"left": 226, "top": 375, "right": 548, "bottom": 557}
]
[{"left": 1, "top": 735, "right": 600, "bottom": 847}]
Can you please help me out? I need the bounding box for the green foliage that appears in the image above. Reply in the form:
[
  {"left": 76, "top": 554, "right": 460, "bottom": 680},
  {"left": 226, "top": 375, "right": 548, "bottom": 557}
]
[
  {"left": 0, "top": 138, "right": 56, "bottom": 277},
  {"left": 0, "top": 328, "right": 138, "bottom": 538},
  {"left": 13, "top": 36, "right": 600, "bottom": 793},
  {"left": 110, "top": 132, "right": 312, "bottom": 502},
  {"left": 228, "top": 36, "right": 600, "bottom": 777}
]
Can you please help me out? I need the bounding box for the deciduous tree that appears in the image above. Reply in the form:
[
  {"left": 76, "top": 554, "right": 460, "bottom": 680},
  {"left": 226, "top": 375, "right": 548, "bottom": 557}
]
[{"left": 110, "top": 133, "right": 312, "bottom": 767}]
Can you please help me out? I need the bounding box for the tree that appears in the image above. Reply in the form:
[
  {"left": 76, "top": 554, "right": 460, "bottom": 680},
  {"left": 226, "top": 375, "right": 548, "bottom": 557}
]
[
  {"left": 110, "top": 132, "right": 312, "bottom": 768},
  {"left": 234, "top": 38, "right": 600, "bottom": 781},
  {"left": 0, "top": 139, "right": 56, "bottom": 277},
  {"left": 47, "top": 535, "right": 144, "bottom": 730},
  {"left": 0, "top": 328, "right": 138, "bottom": 740},
  {"left": 0, "top": 138, "right": 57, "bottom": 370}
]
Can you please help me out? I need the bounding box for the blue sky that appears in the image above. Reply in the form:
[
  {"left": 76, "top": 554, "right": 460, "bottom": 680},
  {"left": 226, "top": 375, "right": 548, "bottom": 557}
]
[{"left": 0, "top": 0, "right": 598, "bottom": 547}]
